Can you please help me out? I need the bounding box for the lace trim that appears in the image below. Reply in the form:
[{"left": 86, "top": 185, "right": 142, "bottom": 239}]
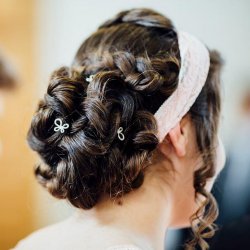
[{"left": 154, "top": 31, "right": 210, "bottom": 143}]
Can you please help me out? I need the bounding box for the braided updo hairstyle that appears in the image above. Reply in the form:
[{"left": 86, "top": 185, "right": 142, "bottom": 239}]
[{"left": 27, "top": 8, "right": 223, "bottom": 250}]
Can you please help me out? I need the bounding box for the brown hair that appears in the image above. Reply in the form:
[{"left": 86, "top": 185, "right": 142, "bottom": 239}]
[{"left": 27, "top": 8, "right": 223, "bottom": 250}]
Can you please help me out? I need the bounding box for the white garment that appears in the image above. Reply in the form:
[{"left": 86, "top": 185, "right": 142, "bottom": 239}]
[
  {"left": 13, "top": 241, "right": 142, "bottom": 250},
  {"left": 106, "top": 245, "right": 142, "bottom": 250},
  {"left": 11, "top": 212, "right": 145, "bottom": 250}
]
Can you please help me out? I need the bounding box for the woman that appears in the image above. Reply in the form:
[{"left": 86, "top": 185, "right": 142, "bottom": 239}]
[{"left": 14, "top": 8, "right": 225, "bottom": 250}]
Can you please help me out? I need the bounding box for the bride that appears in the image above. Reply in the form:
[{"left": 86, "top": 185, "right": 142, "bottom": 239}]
[{"left": 13, "top": 8, "right": 225, "bottom": 250}]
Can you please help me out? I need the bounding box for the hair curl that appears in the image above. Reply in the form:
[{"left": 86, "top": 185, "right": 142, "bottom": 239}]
[{"left": 27, "top": 8, "right": 223, "bottom": 250}]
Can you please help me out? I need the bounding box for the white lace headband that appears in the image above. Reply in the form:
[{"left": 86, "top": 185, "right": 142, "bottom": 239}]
[
  {"left": 53, "top": 31, "right": 210, "bottom": 144},
  {"left": 154, "top": 31, "right": 210, "bottom": 143}
]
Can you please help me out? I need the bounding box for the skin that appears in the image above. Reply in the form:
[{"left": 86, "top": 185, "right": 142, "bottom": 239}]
[{"left": 14, "top": 114, "right": 226, "bottom": 250}]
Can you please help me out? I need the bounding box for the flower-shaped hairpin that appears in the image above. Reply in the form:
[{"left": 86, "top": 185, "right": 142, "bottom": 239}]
[{"left": 54, "top": 118, "right": 69, "bottom": 133}]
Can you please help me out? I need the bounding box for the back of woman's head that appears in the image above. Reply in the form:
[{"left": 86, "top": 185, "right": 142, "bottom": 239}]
[{"left": 27, "top": 8, "right": 223, "bottom": 250}]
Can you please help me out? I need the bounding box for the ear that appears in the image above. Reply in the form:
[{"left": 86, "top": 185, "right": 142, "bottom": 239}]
[
  {"left": 157, "top": 115, "right": 190, "bottom": 158},
  {"left": 168, "top": 122, "right": 187, "bottom": 157}
]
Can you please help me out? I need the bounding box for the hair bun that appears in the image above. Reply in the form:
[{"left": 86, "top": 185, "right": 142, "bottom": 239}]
[{"left": 27, "top": 61, "right": 163, "bottom": 209}]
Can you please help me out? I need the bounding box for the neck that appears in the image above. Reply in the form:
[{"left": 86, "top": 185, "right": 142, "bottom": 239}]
[{"left": 73, "top": 157, "right": 175, "bottom": 250}]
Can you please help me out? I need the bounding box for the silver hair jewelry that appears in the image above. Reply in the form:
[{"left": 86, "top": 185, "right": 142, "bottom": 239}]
[
  {"left": 54, "top": 118, "right": 69, "bottom": 133},
  {"left": 117, "top": 127, "right": 125, "bottom": 141},
  {"left": 86, "top": 74, "right": 94, "bottom": 82}
]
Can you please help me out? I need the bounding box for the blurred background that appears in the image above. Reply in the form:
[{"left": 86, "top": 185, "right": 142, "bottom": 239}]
[{"left": 0, "top": 0, "right": 249, "bottom": 249}]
